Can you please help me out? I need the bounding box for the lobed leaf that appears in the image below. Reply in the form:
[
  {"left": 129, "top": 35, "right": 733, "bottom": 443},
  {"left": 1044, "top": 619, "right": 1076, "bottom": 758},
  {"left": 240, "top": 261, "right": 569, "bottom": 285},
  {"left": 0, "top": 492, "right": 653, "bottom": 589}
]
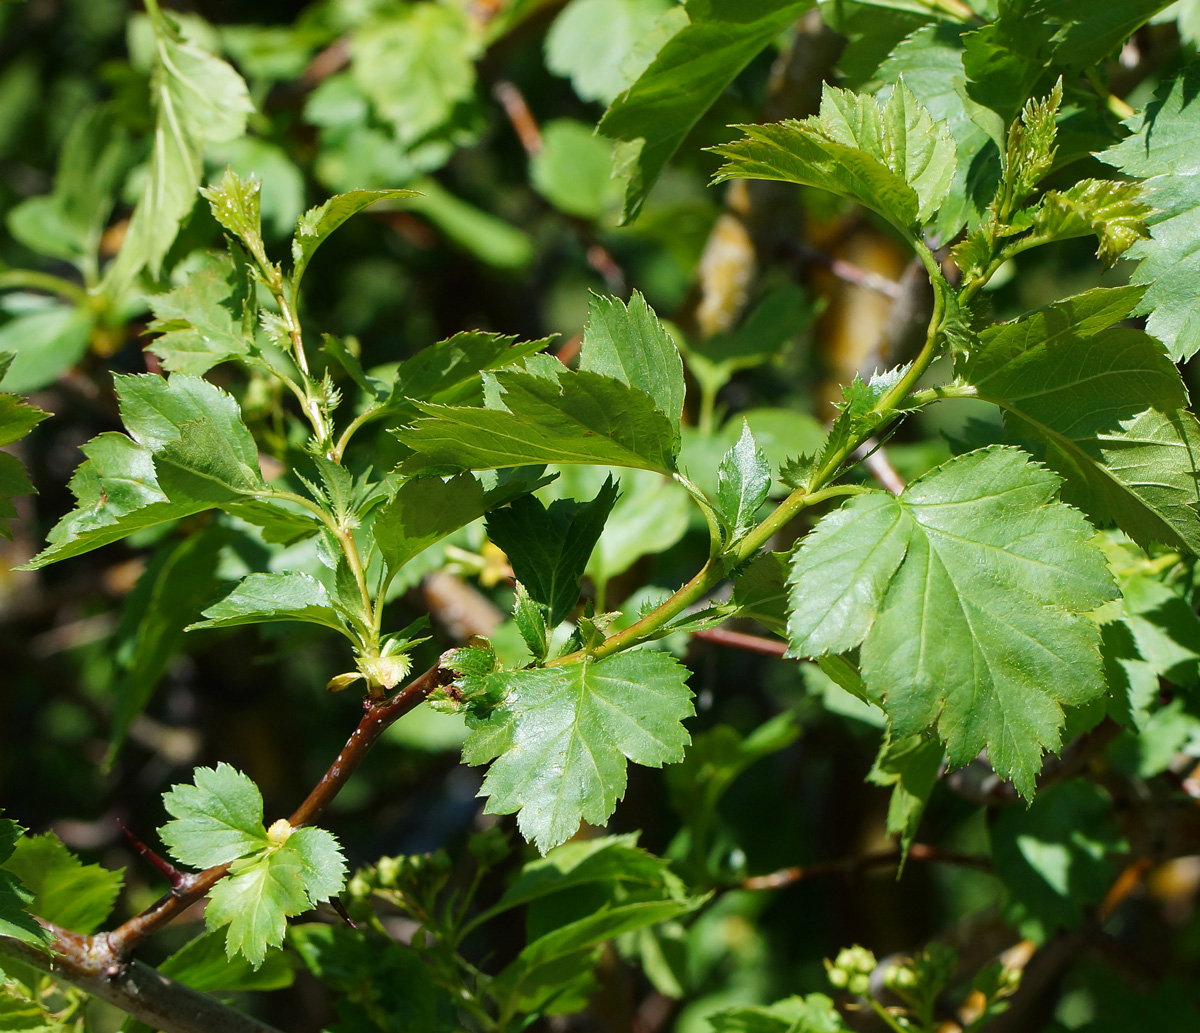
[
  {"left": 711, "top": 82, "right": 956, "bottom": 234},
  {"left": 159, "top": 763, "right": 268, "bottom": 869},
  {"left": 0, "top": 817, "right": 51, "bottom": 948},
  {"left": 2, "top": 832, "right": 122, "bottom": 936},
  {"left": 1103, "top": 60, "right": 1200, "bottom": 360},
  {"left": 579, "top": 291, "right": 685, "bottom": 436},
  {"left": 485, "top": 477, "right": 619, "bottom": 626},
  {"left": 463, "top": 651, "right": 694, "bottom": 853},
  {"left": 960, "top": 287, "right": 1200, "bottom": 553},
  {"left": 206, "top": 849, "right": 307, "bottom": 968},
  {"left": 788, "top": 447, "right": 1116, "bottom": 797},
  {"left": 396, "top": 364, "right": 680, "bottom": 476},
  {"left": 599, "top": 0, "right": 815, "bottom": 224}
]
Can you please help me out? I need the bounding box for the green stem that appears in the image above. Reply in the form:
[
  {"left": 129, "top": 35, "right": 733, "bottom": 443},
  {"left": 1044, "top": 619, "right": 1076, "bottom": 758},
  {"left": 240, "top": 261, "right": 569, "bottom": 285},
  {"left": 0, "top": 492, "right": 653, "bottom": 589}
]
[
  {"left": 869, "top": 998, "right": 912, "bottom": 1033},
  {"left": 333, "top": 405, "right": 384, "bottom": 462},
  {"left": 675, "top": 471, "right": 725, "bottom": 558},
  {"left": 0, "top": 269, "right": 90, "bottom": 306},
  {"left": 734, "top": 484, "right": 870, "bottom": 564},
  {"left": 698, "top": 381, "right": 718, "bottom": 436},
  {"left": 1085, "top": 67, "right": 1134, "bottom": 121}
]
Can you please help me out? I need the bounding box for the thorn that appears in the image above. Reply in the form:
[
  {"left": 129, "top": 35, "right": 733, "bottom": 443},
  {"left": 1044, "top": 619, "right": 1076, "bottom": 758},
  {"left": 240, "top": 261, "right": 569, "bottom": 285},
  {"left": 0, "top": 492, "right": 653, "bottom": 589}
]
[
  {"left": 329, "top": 896, "right": 357, "bottom": 930},
  {"left": 117, "top": 819, "right": 188, "bottom": 890}
]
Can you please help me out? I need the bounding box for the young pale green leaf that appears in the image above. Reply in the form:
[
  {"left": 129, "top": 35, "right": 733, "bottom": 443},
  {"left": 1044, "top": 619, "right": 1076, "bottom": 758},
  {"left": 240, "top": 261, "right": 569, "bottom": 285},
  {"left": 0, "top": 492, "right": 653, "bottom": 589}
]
[
  {"left": 463, "top": 651, "right": 694, "bottom": 853},
  {"left": 0, "top": 817, "right": 51, "bottom": 948},
  {"left": 485, "top": 477, "right": 619, "bottom": 626},
  {"left": 148, "top": 251, "right": 255, "bottom": 375},
  {"left": 291, "top": 188, "right": 417, "bottom": 298},
  {"left": 579, "top": 291, "right": 685, "bottom": 435},
  {"left": 350, "top": 3, "right": 478, "bottom": 147},
  {"left": 788, "top": 447, "right": 1116, "bottom": 798},
  {"left": 2, "top": 832, "right": 122, "bottom": 935},
  {"left": 186, "top": 572, "right": 348, "bottom": 636},
  {"left": 103, "top": 3, "right": 252, "bottom": 292},
  {"left": 598, "top": 0, "right": 815, "bottom": 224},
  {"left": 158, "top": 763, "right": 269, "bottom": 869},
  {"left": 381, "top": 329, "right": 554, "bottom": 426},
  {"left": 395, "top": 365, "right": 680, "bottom": 476},
  {"left": 513, "top": 582, "right": 550, "bottom": 662},
  {"left": 201, "top": 168, "right": 266, "bottom": 264},
  {"left": 206, "top": 825, "right": 346, "bottom": 968},
  {"left": 960, "top": 287, "right": 1200, "bottom": 553},
  {"left": 866, "top": 731, "right": 944, "bottom": 860},
  {"left": 715, "top": 422, "right": 771, "bottom": 543},
  {"left": 206, "top": 850, "right": 307, "bottom": 968},
  {"left": 373, "top": 468, "right": 549, "bottom": 572},
  {"left": 706, "top": 993, "right": 850, "bottom": 1032},
  {"left": 711, "top": 82, "right": 956, "bottom": 233},
  {"left": 1024, "top": 179, "right": 1150, "bottom": 266},
  {"left": 1103, "top": 61, "right": 1200, "bottom": 360}
]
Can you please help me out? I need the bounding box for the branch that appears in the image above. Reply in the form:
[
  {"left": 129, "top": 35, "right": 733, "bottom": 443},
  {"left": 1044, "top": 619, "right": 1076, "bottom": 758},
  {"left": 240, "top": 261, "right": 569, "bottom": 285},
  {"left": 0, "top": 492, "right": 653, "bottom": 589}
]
[
  {"left": 691, "top": 626, "right": 787, "bottom": 656},
  {"left": 0, "top": 935, "right": 284, "bottom": 1033},
  {"left": 741, "top": 842, "right": 992, "bottom": 890},
  {"left": 20, "top": 657, "right": 454, "bottom": 1033}
]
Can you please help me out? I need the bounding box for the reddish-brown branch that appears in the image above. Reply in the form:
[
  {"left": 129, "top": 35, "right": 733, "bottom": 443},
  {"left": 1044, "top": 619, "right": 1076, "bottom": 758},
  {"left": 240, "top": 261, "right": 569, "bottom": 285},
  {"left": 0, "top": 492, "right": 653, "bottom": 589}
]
[
  {"left": 741, "top": 842, "right": 993, "bottom": 890},
  {"left": 117, "top": 819, "right": 188, "bottom": 889},
  {"left": 94, "top": 661, "right": 451, "bottom": 963},
  {"left": 691, "top": 626, "right": 787, "bottom": 656},
  {"left": 493, "top": 80, "right": 543, "bottom": 154}
]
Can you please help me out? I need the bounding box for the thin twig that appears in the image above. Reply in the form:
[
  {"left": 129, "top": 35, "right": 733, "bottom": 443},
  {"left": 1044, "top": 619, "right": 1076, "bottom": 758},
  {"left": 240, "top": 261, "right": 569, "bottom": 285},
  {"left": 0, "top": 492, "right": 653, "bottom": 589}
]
[
  {"left": 99, "top": 661, "right": 452, "bottom": 961},
  {"left": 493, "top": 80, "right": 543, "bottom": 154},
  {"left": 741, "top": 842, "right": 993, "bottom": 890},
  {"left": 691, "top": 626, "right": 787, "bottom": 656},
  {"left": 790, "top": 243, "right": 902, "bottom": 299},
  {"left": 856, "top": 439, "right": 906, "bottom": 495}
]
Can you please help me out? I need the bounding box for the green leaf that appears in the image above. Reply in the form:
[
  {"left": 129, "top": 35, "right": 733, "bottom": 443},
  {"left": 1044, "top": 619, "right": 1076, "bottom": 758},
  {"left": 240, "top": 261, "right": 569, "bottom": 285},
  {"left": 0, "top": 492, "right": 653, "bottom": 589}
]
[
  {"left": 787, "top": 446, "right": 1116, "bottom": 797},
  {"left": 206, "top": 849, "right": 308, "bottom": 968},
  {"left": 866, "top": 730, "right": 944, "bottom": 859},
  {"left": 395, "top": 364, "right": 680, "bottom": 476},
  {"left": 876, "top": 23, "right": 997, "bottom": 239},
  {"left": 156, "top": 928, "right": 294, "bottom": 992},
  {"left": 991, "top": 779, "right": 1125, "bottom": 940},
  {"left": 374, "top": 468, "right": 550, "bottom": 572},
  {"left": 530, "top": 118, "right": 624, "bottom": 219},
  {"left": 0, "top": 987, "right": 63, "bottom": 1032},
  {"left": 0, "top": 380, "right": 49, "bottom": 540},
  {"left": 1023, "top": 178, "right": 1150, "bottom": 266},
  {"left": 351, "top": 4, "right": 478, "bottom": 148},
  {"left": 0, "top": 305, "right": 94, "bottom": 394},
  {"left": 109, "top": 527, "right": 229, "bottom": 760},
  {"left": 817, "top": 0, "right": 943, "bottom": 86},
  {"left": 206, "top": 135, "right": 306, "bottom": 239},
  {"left": 186, "top": 572, "right": 348, "bottom": 636},
  {"left": 485, "top": 476, "right": 619, "bottom": 626},
  {"left": 711, "top": 81, "right": 956, "bottom": 234},
  {"left": 381, "top": 329, "right": 554, "bottom": 427},
  {"left": 707, "top": 993, "right": 850, "bottom": 1032},
  {"left": 200, "top": 168, "right": 266, "bottom": 262},
  {"left": 2, "top": 833, "right": 122, "bottom": 935},
  {"left": 104, "top": 3, "right": 252, "bottom": 291},
  {"left": 1103, "top": 60, "right": 1200, "bottom": 360},
  {"left": 208, "top": 826, "right": 346, "bottom": 967},
  {"left": 25, "top": 373, "right": 268, "bottom": 569},
  {"left": 579, "top": 290, "right": 685, "bottom": 434},
  {"left": 513, "top": 582, "right": 550, "bottom": 662},
  {"left": 159, "top": 762, "right": 269, "bottom": 868},
  {"left": 545, "top": 0, "right": 675, "bottom": 105},
  {"left": 147, "top": 251, "right": 255, "bottom": 375},
  {"left": 730, "top": 551, "right": 789, "bottom": 635},
  {"left": 599, "top": 0, "right": 815, "bottom": 224},
  {"left": 289, "top": 924, "right": 460, "bottom": 1032},
  {"left": 291, "top": 188, "right": 417, "bottom": 299},
  {"left": 0, "top": 818, "right": 50, "bottom": 948},
  {"left": 463, "top": 651, "right": 694, "bottom": 852},
  {"left": 960, "top": 287, "right": 1200, "bottom": 553},
  {"left": 716, "top": 421, "right": 771, "bottom": 543},
  {"left": 5, "top": 105, "right": 129, "bottom": 267}
]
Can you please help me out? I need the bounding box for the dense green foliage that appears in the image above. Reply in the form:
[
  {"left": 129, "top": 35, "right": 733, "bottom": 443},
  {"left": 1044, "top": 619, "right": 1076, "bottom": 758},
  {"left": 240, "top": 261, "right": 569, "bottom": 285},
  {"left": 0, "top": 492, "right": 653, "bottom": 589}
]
[{"left": 6, "top": 1, "right": 1200, "bottom": 1031}]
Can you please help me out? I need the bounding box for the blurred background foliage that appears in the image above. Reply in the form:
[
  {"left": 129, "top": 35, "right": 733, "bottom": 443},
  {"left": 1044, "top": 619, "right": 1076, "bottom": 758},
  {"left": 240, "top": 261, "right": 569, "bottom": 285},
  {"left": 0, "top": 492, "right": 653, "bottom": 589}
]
[{"left": 4, "top": 1, "right": 1200, "bottom": 1030}]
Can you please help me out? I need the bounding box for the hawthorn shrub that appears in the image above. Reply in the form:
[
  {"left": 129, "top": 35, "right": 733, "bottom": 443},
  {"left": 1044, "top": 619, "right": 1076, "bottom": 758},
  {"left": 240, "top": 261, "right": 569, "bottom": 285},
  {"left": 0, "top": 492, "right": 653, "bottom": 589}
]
[{"left": 3, "top": 1, "right": 1200, "bottom": 1032}]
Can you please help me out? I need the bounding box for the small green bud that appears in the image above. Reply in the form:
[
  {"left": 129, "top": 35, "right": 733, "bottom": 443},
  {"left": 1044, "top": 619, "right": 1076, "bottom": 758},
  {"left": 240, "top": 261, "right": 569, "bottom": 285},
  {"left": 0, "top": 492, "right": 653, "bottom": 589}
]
[
  {"left": 827, "top": 966, "right": 849, "bottom": 989},
  {"left": 376, "top": 856, "right": 401, "bottom": 888},
  {"left": 346, "top": 873, "right": 370, "bottom": 899},
  {"left": 848, "top": 973, "right": 871, "bottom": 996}
]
